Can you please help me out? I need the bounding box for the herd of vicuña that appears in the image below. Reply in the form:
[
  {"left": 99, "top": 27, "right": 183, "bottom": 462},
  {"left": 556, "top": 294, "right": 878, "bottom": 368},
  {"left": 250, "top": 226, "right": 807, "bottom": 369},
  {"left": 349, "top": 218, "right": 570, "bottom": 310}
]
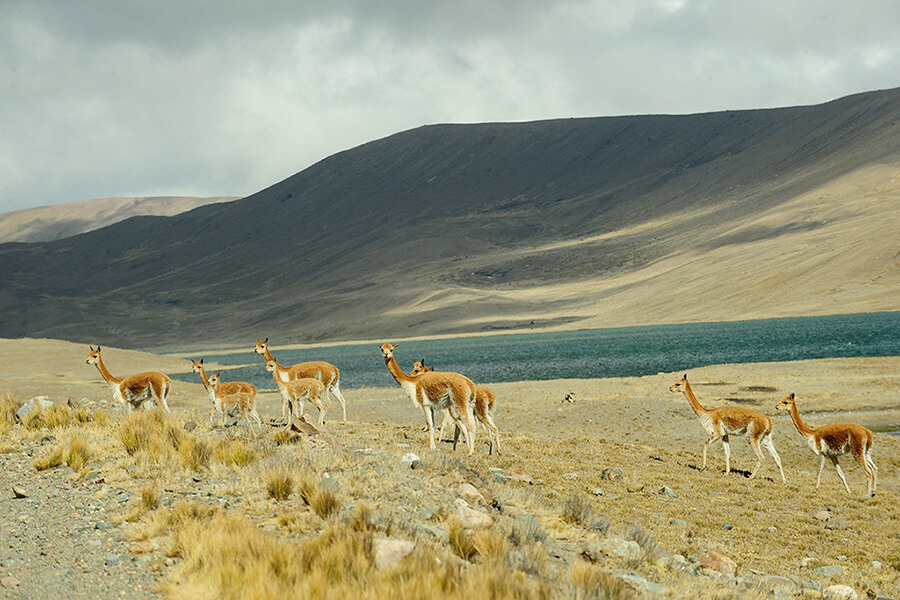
[{"left": 85, "top": 342, "right": 879, "bottom": 496}]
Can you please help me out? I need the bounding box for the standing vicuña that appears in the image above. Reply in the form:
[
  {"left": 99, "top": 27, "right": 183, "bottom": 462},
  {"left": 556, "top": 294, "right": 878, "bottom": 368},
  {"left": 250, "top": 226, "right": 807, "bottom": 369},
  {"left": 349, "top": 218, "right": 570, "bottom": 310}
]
[
  {"left": 380, "top": 343, "right": 477, "bottom": 455},
  {"left": 669, "top": 373, "right": 785, "bottom": 482},
  {"left": 265, "top": 359, "right": 329, "bottom": 426},
  {"left": 776, "top": 393, "right": 877, "bottom": 496},
  {"left": 192, "top": 359, "right": 259, "bottom": 428},
  {"left": 86, "top": 346, "right": 171, "bottom": 413},
  {"left": 412, "top": 359, "right": 501, "bottom": 455},
  {"left": 206, "top": 372, "right": 263, "bottom": 430},
  {"left": 254, "top": 338, "right": 347, "bottom": 422}
]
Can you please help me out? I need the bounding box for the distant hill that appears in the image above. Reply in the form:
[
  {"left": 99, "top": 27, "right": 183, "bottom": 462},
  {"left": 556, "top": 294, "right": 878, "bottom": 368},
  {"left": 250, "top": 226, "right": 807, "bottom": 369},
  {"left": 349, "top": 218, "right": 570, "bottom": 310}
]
[
  {"left": 0, "top": 196, "right": 240, "bottom": 243},
  {"left": 0, "top": 88, "right": 898, "bottom": 352}
]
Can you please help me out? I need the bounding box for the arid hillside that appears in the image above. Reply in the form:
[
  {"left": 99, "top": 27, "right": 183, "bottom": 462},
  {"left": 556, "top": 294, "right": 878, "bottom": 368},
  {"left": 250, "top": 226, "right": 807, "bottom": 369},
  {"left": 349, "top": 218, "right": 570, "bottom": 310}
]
[
  {"left": 0, "top": 89, "right": 898, "bottom": 351},
  {"left": 0, "top": 196, "right": 240, "bottom": 243}
]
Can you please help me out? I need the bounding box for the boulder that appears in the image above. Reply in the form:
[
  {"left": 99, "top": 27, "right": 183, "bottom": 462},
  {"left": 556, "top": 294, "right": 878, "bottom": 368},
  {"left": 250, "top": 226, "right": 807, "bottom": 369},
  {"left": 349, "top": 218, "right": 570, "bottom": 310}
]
[
  {"left": 701, "top": 551, "right": 738, "bottom": 577},
  {"left": 823, "top": 584, "right": 858, "bottom": 599},
  {"left": 454, "top": 499, "right": 493, "bottom": 529},
  {"left": 373, "top": 538, "right": 416, "bottom": 570}
]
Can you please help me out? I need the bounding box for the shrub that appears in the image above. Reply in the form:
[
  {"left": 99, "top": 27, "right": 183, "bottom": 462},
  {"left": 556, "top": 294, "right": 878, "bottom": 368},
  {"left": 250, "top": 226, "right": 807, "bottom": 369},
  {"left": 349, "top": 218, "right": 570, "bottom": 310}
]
[
  {"left": 309, "top": 487, "right": 341, "bottom": 520},
  {"left": 266, "top": 470, "right": 294, "bottom": 502},
  {"left": 179, "top": 436, "right": 213, "bottom": 472},
  {"left": 65, "top": 433, "right": 92, "bottom": 472},
  {"left": 33, "top": 442, "right": 65, "bottom": 471},
  {"left": 561, "top": 492, "right": 593, "bottom": 526},
  {"left": 0, "top": 393, "right": 20, "bottom": 431}
]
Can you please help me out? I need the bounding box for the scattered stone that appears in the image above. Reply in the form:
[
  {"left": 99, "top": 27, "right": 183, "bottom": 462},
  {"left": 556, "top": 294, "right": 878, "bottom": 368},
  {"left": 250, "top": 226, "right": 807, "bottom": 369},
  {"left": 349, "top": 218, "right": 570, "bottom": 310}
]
[
  {"left": 701, "top": 551, "right": 738, "bottom": 577},
  {"left": 823, "top": 584, "right": 858, "bottom": 599},
  {"left": 767, "top": 526, "right": 778, "bottom": 533},
  {"left": 414, "top": 524, "right": 449, "bottom": 544},
  {"left": 626, "top": 483, "right": 645, "bottom": 493},
  {"left": 104, "top": 554, "right": 120, "bottom": 567},
  {"left": 800, "top": 557, "right": 817, "bottom": 568},
  {"left": 373, "top": 538, "right": 416, "bottom": 570},
  {"left": 601, "top": 467, "right": 623, "bottom": 481},
  {"left": 12, "top": 486, "right": 28, "bottom": 499},
  {"left": 15, "top": 396, "right": 55, "bottom": 421},
  {"left": 591, "top": 488, "right": 604, "bottom": 496},
  {"left": 759, "top": 575, "right": 800, "bottom": 595},
  {"left": 508, "top": 469, "right": 534, "bottom": 484},
  {"left": 658, "top": 486, "right": 677, "bottom": 498},
  {"left": 871, "top": 560, "right": 883, "bottom": 569},
  {"left": 458, "top": 483, "right": 485, "bottom": 505},
  {"left": 224, "top": 416, "right": 240, "bottom": 427},
  {"left": 562, "top": 472, "right": 579, "bottom": 481},
  {"left": 670, "top": 518, "right": 689, "bottom": 528},
  {"left": 814, "top": 510, "right": 832, "bottom": 522},
  {"left": 492, "top": 472, "right": 508, "bottom": 483},
  {"left": 1, "top": 576, "right": 21, "bottom": 588},
  {"left": 813, "top": 565, "right": 844, "bottom": 578},
  {"left": 184, "top": 421, "right": 197, "bottom": 432},
  {"left": 410, "top": 459, "right": 426, "bottom": 470},
  {"left": 722, "top": 523, "right": 734, "bottom": 531},
  {"left": 825, "top": 518, "right": 848, "bottom": 531},
  {"left": 320, "top": 477, "right": 340, "bottom": 493},
  {"left": 400, "top": 453, "right": 420, "bottom": 468},
  {"left": 87, "top": 540, "right": 102, "bottom": 548},
  {"left": 454, "top": 499, "right": 493, "bottom": 529},
  {"left": 620, "top": 573, "right": 667, "bottom": 596},
  {"left": 94, "top": 521, "right": 116, "bottom": 531},
  {"left": 590, "top": 537, "right": 641, "bottom": 561}
]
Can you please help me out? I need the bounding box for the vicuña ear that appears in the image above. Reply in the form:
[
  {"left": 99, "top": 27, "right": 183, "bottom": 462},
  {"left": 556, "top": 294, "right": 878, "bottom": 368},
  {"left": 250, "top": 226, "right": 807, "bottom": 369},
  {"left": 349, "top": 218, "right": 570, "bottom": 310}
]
[
  {"left": 789, "top": 392, "right": 795, "bottom": 400},
  {"left": 683, "top": 373, "right": 688, "bottom": 380}
]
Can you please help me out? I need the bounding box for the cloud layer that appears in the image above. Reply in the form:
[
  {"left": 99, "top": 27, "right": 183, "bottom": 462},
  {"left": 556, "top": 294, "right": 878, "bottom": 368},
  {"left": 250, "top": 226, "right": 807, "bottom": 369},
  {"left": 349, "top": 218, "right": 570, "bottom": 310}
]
[{"left": 1, "top": 0, "right": 898, "bottom": 212}]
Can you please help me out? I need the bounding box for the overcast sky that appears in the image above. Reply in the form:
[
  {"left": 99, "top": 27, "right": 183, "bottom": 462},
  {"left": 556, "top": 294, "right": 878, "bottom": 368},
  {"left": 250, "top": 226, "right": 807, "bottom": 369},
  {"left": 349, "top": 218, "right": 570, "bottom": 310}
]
[{"left": 1, "top": 1, "right": 898, "bottom": 213}]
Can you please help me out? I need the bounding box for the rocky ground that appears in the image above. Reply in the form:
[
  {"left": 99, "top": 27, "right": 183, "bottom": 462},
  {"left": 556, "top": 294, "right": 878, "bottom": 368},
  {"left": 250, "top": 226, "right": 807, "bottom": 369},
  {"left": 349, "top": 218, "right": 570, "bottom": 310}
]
[{"left": 1, "top": 338, "right": 899, "bottom": 599}]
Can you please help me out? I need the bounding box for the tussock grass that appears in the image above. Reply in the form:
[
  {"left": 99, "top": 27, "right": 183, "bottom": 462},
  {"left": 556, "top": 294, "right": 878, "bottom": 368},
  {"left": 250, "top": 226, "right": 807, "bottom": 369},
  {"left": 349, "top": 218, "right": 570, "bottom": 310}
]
[
  {"left": 568, "top": 562, "right": 630, "bottom": 600},
  {"left": 33, "top": 442, "right": 65, "bottom": 471},
  {"left": 561, "top": 492, "right": 593, "bottom": 526},
  {"left": 178, "top": 436, "right": 213, "bottom": 471},
  {"left": 446, "top": 516, "right": 479, "bottom": 562},
  {"left": 214, "top": 438, "right": 257, "bottom": 467},
  {"left": 33, "top": 432, "right": 92, "bottom": 472},
  {"left": 0, "top": 393, "right": 20, "bottom": 431},
  {"left": 265, "top": 469, "right": 294, "bottom": 502}
]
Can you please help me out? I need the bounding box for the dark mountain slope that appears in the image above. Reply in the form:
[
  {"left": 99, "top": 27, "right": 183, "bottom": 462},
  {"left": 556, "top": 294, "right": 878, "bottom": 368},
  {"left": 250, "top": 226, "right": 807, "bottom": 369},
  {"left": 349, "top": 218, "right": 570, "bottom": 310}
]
[{"left": 1, "top": 88, "right": 898, "bottom": 350}]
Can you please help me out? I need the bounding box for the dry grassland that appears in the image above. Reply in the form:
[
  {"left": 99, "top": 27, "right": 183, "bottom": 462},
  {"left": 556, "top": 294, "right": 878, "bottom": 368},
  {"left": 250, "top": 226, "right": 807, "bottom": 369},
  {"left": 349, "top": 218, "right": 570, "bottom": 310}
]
[{"left": 1, "top": 339, "right": 898, "bottom": 598}]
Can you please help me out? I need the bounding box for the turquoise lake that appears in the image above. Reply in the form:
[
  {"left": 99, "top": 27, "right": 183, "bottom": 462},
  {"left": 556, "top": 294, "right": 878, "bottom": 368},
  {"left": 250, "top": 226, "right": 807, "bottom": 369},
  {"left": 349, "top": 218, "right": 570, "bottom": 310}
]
[{"left": 175, "top": 312, "right": 900, "bottom": 390}]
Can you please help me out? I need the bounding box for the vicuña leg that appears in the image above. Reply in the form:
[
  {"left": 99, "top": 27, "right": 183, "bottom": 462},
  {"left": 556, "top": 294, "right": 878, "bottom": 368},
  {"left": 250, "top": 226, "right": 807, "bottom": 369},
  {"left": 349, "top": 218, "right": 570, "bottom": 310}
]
[
  {"left": 830, "top": 456, "right": 852, "bottom": 495},
  {"left": 330, "top": 383, "right": 347, "bottom": 422},
  {"left": 747, "top": 435, "right": 764, "bottom": 480},
  {"left": 761, "top": 434, "right": 786, "bottom": 483},
  {"left": 721, "top": 434, "right": 732, "bottom": 474}
]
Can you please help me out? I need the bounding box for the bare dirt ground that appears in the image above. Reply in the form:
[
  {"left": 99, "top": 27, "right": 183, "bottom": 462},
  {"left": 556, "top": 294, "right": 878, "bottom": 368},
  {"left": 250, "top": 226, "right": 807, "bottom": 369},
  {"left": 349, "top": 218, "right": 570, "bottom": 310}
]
[{"left": 2, "top": 337, "right": 899, "bottom": 598}]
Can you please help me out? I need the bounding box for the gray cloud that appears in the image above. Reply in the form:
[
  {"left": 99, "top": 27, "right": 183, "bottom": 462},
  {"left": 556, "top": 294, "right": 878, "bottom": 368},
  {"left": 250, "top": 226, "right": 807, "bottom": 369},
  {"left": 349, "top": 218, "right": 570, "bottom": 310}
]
[{"left": 1, "top": 0, "right": 897, "bottom": 212}]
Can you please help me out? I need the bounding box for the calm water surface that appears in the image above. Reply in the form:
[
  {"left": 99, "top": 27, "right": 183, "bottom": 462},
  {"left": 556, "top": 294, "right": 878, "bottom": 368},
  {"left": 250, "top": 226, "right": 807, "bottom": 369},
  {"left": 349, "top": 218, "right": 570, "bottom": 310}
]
[{"left": 174, "top": 312, "right": 900, "bottom": 390}]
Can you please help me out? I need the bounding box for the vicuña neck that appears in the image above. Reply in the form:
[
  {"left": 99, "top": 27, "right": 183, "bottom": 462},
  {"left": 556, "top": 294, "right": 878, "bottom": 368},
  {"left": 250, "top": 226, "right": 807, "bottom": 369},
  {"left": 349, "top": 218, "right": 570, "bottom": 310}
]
[
  {"left": 681, "top": 380, "right": 709, "bottom": 416},
  {"left": 94, "top": 356, "right": 122, "bottom": 385},
  {"left": 787, "top": 402, "right": 815, "bottom": 437},
  {"left": 384, "top": 354, "right": 414, "bottom": 385}
]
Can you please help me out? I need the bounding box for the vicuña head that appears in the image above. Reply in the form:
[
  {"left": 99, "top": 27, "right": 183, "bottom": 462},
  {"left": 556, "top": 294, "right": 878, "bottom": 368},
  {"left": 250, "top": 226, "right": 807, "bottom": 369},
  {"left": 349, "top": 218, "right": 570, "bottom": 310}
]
[
  {"left": 775, "top": 392, "right": 796, "bottom": 411},
  {"left": 265, "top": 359, "right": 277, "bottom": 373},
  {"left": 668, "top": 373, "right": 689, "bottom": 394},
  {"left": 207, "top": 372, "right": 221, "bottom": 386},
  {"left": 190, "top": 359, "right": 204, "bottom": 374},
  {"left": 410, "top": 358, "right": 432, "bottom": 376},
  {"left": 86, "top": 345, "right": 102, "bottom": 365},
  {"left": 254, "top": 338, "right": 269, "bottom": 354},
  {"left": 380, "top": 342, "right": 399, "bottom": 360}
]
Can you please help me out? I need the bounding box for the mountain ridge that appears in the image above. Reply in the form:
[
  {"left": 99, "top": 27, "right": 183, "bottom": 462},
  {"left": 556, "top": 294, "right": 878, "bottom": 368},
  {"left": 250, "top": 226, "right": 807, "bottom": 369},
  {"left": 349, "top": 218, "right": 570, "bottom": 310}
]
[{"left": 1, "top": 88, "right": 898, "bottom": 351}]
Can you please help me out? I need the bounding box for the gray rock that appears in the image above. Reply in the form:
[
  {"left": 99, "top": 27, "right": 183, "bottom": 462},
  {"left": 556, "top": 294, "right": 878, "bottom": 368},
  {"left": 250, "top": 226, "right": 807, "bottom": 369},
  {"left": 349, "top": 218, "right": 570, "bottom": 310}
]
[
  {"left": 414, "top": 524, "right": 449, "bottom": 544},
  {"left": 320, "top": 477, "right": 340, "bottom": 493},
  {"left": 591, "top": 487, "right": 604, "bottom": 496},
  {"left": 758, "top": 575, "right": 800, "bottom": 595},
  {"left": 722, "top": 523, "right": 734, "bottom": 530},
  {"left": 670, "top": 518, "right": 689, "bottom": 528},
  {"left": 12, "top": 486, "right": 28, "bottom": 499},
  {"left": 812, "top": 565, "right": 844, "bottom": 577},
  {"left": 400, "top": 452, "right": 420, "bottom": 467},
  {"left": 104, "top": 554, "right": 120, "bottom": 567},
  {"left": 15, "top": 397, "right": 55, "bottom": 421},
  {"left": 658, "top": 486, "right": 677, "bottom": 498},
  {"left": 813, "top": 510, "right": 831, "bottom": 521},
  {"left": 825, "top": 518, "right": 848, "bottom": 530},
  {"left": 492, "top": 472, "right": 508, "bottom": 483},
  {"left": 601, "top": 467, "right": 624, "bottom": 481},
  {"left": 823, "top": 584, "right": 858, "bottom": 599},
  {"left": 620, "top": 573, "right": 667, "bottom": 596}
]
